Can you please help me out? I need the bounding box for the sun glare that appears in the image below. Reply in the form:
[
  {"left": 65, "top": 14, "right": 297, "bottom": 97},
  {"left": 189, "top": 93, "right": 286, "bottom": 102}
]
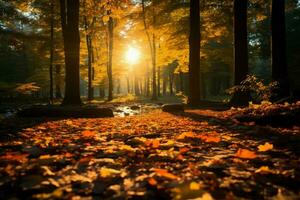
[{"left": 125, "top": 47, "right": 140, "bottom": 64}]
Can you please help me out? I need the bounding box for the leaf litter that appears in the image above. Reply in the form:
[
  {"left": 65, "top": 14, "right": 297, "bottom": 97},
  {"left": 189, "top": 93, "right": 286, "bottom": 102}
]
[{"left": 0, "top": 109, "right": 299, "bottom": 199}]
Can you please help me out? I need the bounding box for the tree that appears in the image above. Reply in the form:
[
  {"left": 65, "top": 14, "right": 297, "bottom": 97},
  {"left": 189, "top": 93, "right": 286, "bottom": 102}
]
[
  {"left": 188, "top": 0, "right": 201, "bottom": 106},
  {"left": 49, "top": 0, "right": 54, "bottom": 104},
  {"left": 230, "top": 0, "right": 251, "bottom": 106},
  {"left": 60, "top": 0, "right": 81, "bottom": 105},
  {"left": 107, "top": 15, "right": 114, "bottom": 101},
  {"left": 271, "top": 0, "right": 290, "bottom": 100},
  {"left": 141, "top": 0, "right": 158, "bottom": 100},
  {"left": 83, "top": 0, "right": 95, "bottom": 101}
]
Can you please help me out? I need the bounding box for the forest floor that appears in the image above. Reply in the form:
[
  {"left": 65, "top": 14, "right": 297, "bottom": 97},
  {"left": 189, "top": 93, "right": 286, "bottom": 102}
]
[{"left": 0, "top": 102, "right": 300, "bottom": 199}]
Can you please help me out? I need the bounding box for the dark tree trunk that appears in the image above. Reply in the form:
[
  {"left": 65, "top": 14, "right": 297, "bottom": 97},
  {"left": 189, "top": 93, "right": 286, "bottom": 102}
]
[
  {"left": 141, "top": 0, "right": 157, "bottom": 100},
  {"left": 127, "top": 77, "right": 130, "bottom": 94},
  {"left": 117, "top": 79, "right": 121, "bottom": 94},
  {"left": 49, "top": 0, "right": 54, "bottom": 104},
  {"left": 271, "top": 0, "right": 290, "bottom": 99},
  {"left": 179, "top": 71, "right": 184, "bottom": 93},
  {"left": 157, "top": 66, "right": 161, "bottom": 97},
  {"left": 134, "top": 74, "right": 140, "bottom": 96},
  {"left": 55, "top": 64, "right": 62, "bottom": 99},
  {"left": 60, "top": 0, "right": 81, "bottom": 105},
  {"left": 234, "top": 0, "right": 248, "bottom": 85},
  {"left": 151, "top": 2, "right": 157, "bottom": 100},
  {"left": 188, "top": 0, "right": 201, "bottom": 106},
  {"left": 99, "top": 80, "right": 105, "bottom": 98},
  {"left": 146, "top": 64, "right": 150, "bottom": 96},
  {"left": 231, "top": 0, "right": 251, "bottom": 106},
  {"left": 163, "top": 77, "right": 167, "bottom": 96},
  {"left": 152, "top": 33, "right": 157, "bottom": 100},
  {"left": 139, "top": 79, "right": 143, "bottom": 95},
  {"left": 84, "top": 15, "right": 94, "bottom": 100},
  {"left": 169, "top": 73, "right": 174, "bottom": 96},
  {"left": 107, "top": 16, "right": 114, "bottom": 101}
]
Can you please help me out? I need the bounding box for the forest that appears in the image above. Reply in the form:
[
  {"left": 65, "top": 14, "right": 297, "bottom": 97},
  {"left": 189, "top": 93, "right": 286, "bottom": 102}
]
[{"left": 0, "top": 0, "right": 300, "bottom": 199}]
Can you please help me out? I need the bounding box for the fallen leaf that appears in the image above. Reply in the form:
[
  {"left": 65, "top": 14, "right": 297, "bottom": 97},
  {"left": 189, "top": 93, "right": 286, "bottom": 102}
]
[
  {"left": 258, "top": 142, "right": 273, "bottom": 152},
  {"left": 82, "top": 130, "right": 97, "bottom": 138},
  {"left": 41, "top": 166, "right": 55, "bottom": 176},
  {"left": 99, "top": 167, "right": 121, "bottom": 178},
  {"left": 199, "top": 192, "right": 214, "bottom": 200},
  {"left": 255, "top": 166, "right": 273, "bottom": 174},
  {"left": 235, "top": 148, "right": 257, "bottom": 159},
  {"left": 153, "top": 168, "right": 180, "bottom": 180},
  {"left": 1, "top": 152, "right": 28, "bottom": 163},
  {"left": 179, "top": 147, "right": 190, "bottom": 154},
  {"left": 190, "top": 182, "right": 201, "bottom": 190},
  {"left": 199, "top": 135, "right": 221, "bottom": 143},
  {"left": 145, "top": 139, "right": 160, "bottom": 149},
  {"left": 148, "top": 177, "right": 158, "bottom": 186},
  {"left": 177, "top": 132, "right": 195, "bottom": 140}
]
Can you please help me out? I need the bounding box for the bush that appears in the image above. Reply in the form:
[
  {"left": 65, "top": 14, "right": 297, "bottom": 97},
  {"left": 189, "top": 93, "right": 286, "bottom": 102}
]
[{"left": 226, "top": 75, "right": 278, "bottom": 102}]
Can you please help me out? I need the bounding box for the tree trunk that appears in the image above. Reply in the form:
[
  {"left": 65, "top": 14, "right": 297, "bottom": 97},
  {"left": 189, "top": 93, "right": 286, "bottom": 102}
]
[
  {"left": 117, "top": 79, "right": 121, "bottom": 94},
  {"left": 271, "top": 0, "right": 290, "bottom": 99},
  {"left": 83, "top": 12, "right": 94, "bottom": 101},
  {"left": 151, "top": 34, "right": 157, "bottom": 100},
  {"left": 179, "top": 71, "right": 184, "bottom": 93},
  {"left": 55, "top": 64, "right": 62, "bottom": 99},
  {"left": 169, "top": 73, "right": 174, "bottom": 96},
  {"left": 157, "top": 66, "right": 161, "bottom": 97},
  {"left": 163, "top": 76, "right": 167, "bottom": 96},
  {"left": 142, "top": 0, "right": 157, "bottom": 100},
  {"left": 127, "top": 77, "right": 130, "bottom": 94},
  {"left": 146, "top": 64, "right": 150, "bottom": 96},
  {"left": 188, "top": 0, "right": 201, "bottom": 106},
  {"left": 49, "top": 0, "right": 54, "bottom": 104},
  {"left": 107, "top": 16, "right": 114, "bottom": 101},
  {"left": 60, "top": 0, "right": 81, "bottom": 105},
  {"left": 230, "top": 0, "right": 251, "bottom": 106},
  {"left": 134, "top": 74, "right": 140, "bottom": 96}
]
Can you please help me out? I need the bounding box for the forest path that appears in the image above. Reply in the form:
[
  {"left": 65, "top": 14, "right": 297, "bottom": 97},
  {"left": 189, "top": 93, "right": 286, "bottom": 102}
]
[{"left": 0, "top": 109, "right": 299, "bottom": 199}]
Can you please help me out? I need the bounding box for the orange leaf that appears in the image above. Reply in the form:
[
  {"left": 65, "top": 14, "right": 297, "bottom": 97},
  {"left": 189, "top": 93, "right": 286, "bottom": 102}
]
[
  {"left": 82, "top": 130, "right": 96, "bottom": 138},
  {"left": 153, "top": 168, "right": 180, "bottom": 180},
  {"left": 64, "top": 152, "right": 73, "bottom": 158},
  {"left": 145, "top": 139, "right": 160, "bottom": 149},
  {"left": 179, "top": 147, "right": 190, "bottom": 154},
  {"left": 177, "top": 154, "right": 184, "bottom": 160},
  {"left": 235, "top": 148, "right": 257, "bottom": 159},
  {"left": 148, "top": 177, "right": 158, "bottom": 186},
  {"left": 199, "top": 135, "right": 221, "bottom": 143},
  {"left": 152, "top": 140, "right": 160, "bottom": 149},
  {"left": 177, "top": 132, "right": 195, "bottom": 140},
  {"left": 1, "top": 152, "right": 28, "bottom": 163}
]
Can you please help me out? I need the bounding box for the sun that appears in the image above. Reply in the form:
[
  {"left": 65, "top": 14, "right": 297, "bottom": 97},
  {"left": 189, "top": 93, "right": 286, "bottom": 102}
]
[{"left": 125, "top": 47, "right": 140, "bottom": 64}]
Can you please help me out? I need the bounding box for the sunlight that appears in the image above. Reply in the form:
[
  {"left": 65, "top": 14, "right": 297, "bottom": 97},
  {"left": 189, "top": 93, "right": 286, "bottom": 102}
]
[{"left": 125, "top": 47, "right": 140, "bottom": 64}]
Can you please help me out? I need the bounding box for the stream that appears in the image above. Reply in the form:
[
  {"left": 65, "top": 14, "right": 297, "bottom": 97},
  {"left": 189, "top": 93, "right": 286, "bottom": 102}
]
[
  {"left": 112, "top": 104, "right": 161, "bottom": 117},
  {"left": 0, "top": 103, "right": 162, "bottom": 120}
]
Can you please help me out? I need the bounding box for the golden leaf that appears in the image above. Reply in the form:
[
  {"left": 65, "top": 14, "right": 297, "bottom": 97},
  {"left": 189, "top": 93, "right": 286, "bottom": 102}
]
[
  {"left": 190, "top": 182, "right": 201, "bottom": 190},
  {"left": 99, "top": 167, "right": 121, "bottom": 178},
  {"left": 103, "top": 15, "right": 110, "bottom": 23},
  {"left": 258, "top": 142, "right": 273, "bottom": 152},
  {"left": 255, "top": 166, "right": 273, "bottom": 174}
]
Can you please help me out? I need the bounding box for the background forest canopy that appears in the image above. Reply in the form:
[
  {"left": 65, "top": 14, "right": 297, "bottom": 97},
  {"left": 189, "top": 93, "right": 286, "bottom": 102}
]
[{"left": 0, "top": 0, "right": 300, "bottom": 102}]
